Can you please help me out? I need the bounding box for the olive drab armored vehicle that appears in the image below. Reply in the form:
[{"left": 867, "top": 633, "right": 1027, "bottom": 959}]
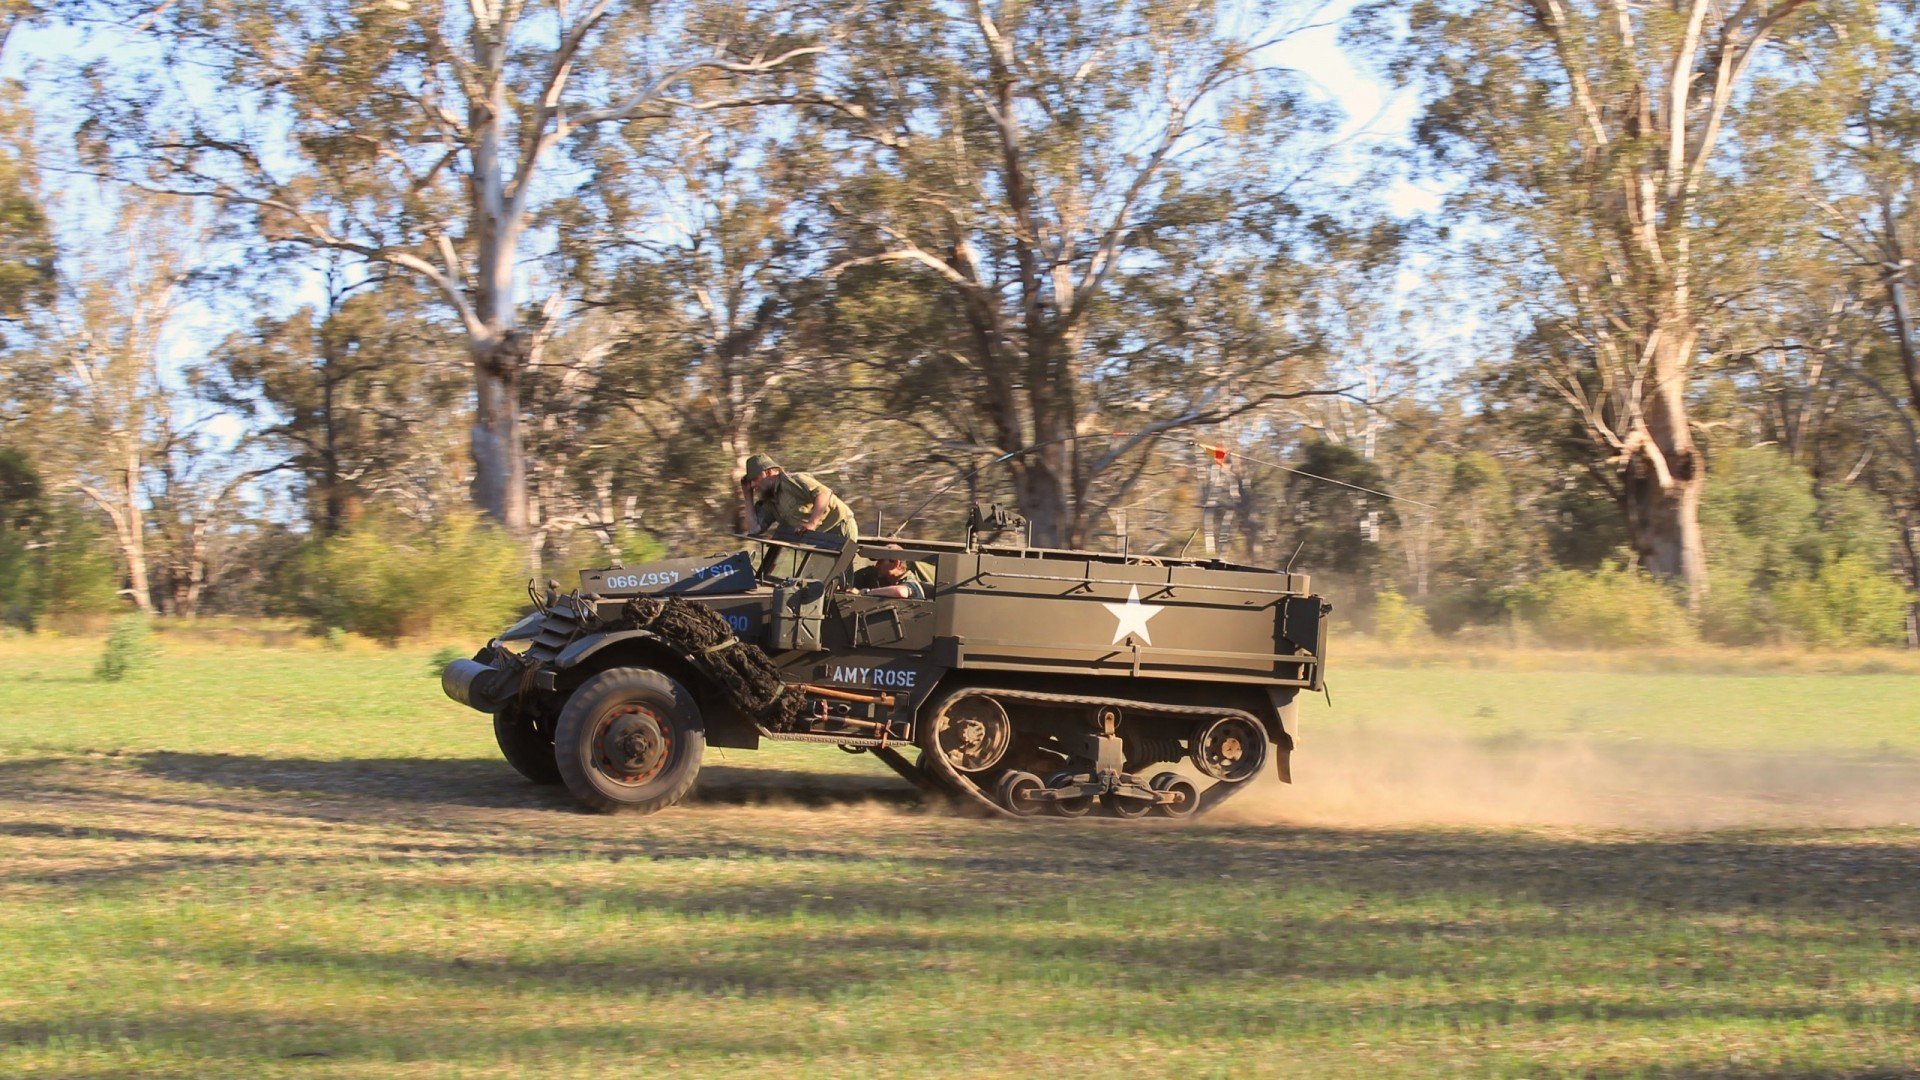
[{"left": 441, "top": 505, "right": 1330, "bottom": 820}]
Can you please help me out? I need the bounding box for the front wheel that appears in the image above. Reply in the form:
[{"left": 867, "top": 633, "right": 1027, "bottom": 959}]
[
  {"left": 554, "top": 667, "right": 705, "bottom": 814},
  {"left": 493, "top": 705, "right": 562, "bottom": 785}
]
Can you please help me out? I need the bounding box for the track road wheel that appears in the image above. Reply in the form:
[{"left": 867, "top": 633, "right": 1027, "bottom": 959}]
[
  {"left": 554, "top": 667, "right": 704, "bottom": 814},
  {"left": 493, "top": 705, "right": 562, "bottom": 785},
  {"left": 1150, "top": 772, "right": 1199, "bottom": 819},
  {"left": 1103, "top": 791, "right": 1154, "bottom": 819},
  {"left": 1045, "top": 772, "right": 1095, "bottom": 818},
  {"left": 995, "top": 770, "right": 1045, "bottom": 817}
]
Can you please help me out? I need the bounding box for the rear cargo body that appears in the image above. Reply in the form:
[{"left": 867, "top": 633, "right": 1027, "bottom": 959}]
[{"left": 929, "top": 549, "right": 1324, "bottom": 689}]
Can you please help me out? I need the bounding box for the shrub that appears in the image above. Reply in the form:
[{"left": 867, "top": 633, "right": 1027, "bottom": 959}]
[
  {"left": 1512, "top": 563, "right": 1696, "bottom": 648},
  {"left": 548, "top": 526, "right": 665, "bottom": 573},
  {"left": 295, "top": 512, "right": 525, "bottom": 642},
  {"left": 1370, "top": 588, "right": 1430, "bottom": 647},
  {"left": 94, "top": 614, "right": 155, "bottom": 681},
  {"left": 0, "top": 507, "right": 121, "bottom": 630},
  {"left": 427, "top": 644, "right": 467, "bottom": 678},
  {"left": 1772, "top": 553, "right": 1914, "bottom": 648}
]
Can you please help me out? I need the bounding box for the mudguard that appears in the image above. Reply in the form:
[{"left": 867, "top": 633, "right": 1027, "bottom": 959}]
[
  {"left": 1263, "top": 686, "right": 1299, "bottom": 784},
  {"left": 553, "top": 629, "right": 673, "bottom": 671}
]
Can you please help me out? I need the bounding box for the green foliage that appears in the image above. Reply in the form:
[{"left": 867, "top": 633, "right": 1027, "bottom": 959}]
[
  {"left": 92, "top": 614, "right": 154, "bottom": 681},
  {"left": 0, "top": 449, "right": 122, "bottom": 628},
  {"left": 547, "top": 526, "right": 666, "bottom": 580},
  {"left": 1702, "top": 447, "right": 1909, "bottom": 647},
  {"left": 0, "top": 83, "right": 55, "bottom": 326},
  {"left": 1288, "top": 442, "right": 1393, "bottom": 582},
  {"left": 292, "top": 512, "right": 525, "bottom": 642},
  {"left": 1774, "top": 554, "right": 1915, "bottom": 648},
  {"left": 1513, "top": 563, "right": 1698, "bottom": 648},
  {"left": 426, "top": 644, "right": 467, "bottom": 678},
  {"left": 202, "top": 281, "right": 469, "bottom": 538},
  {"left": 1370, "top": 588, "right": 1430, "bottom": 647}
]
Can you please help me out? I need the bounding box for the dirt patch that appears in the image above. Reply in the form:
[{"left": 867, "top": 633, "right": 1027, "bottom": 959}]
[{"left": 1225, "top": 728, "right": 1920, "bottom": 830}]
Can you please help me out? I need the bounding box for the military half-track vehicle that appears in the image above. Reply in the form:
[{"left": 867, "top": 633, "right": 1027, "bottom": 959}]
[{"left": 442, "top": 507, "right": 1330, "bottom": 820}]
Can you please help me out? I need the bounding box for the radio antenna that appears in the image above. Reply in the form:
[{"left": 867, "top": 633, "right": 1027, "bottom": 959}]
[{"left": 1284, "top": 539, "right": 1307, "bottom": 574}]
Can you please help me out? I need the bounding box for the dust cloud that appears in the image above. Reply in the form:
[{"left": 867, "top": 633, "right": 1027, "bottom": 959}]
[{"left": 1221, "top": 728, "right": 1920, "bottom": 831}]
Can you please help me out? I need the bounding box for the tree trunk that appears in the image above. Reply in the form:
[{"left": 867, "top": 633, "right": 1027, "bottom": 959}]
[
  {"left": 463, "top": 54, "right": 532, "bottom": 535},
  {"left": 1013, "top": 460, "right": 1070, "bottom": 548},
  {"left": 1624, "top": 328, "right": 1709, "bottom": 608},
  {"left": 470, "top": 344, "right": 528, "bottom": 531},
  {"left": 1624, "top": 463, "right": 1706, "bottom": 595},
  {"left": 118, "top": 454, "right": 154, "bottom": 615},
  {"left": 1888, "top": 269, "right": 1920, "bottom": 428}
]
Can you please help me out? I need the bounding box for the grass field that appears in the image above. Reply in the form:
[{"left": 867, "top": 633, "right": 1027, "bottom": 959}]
[{"left": 1, "top": 632, "right": 1917, "bottom": 1077}]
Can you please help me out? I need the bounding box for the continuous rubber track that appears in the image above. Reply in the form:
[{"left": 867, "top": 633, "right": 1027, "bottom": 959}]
[{"left": 916, "top": 686, "right": 1270, "bottom": 821}]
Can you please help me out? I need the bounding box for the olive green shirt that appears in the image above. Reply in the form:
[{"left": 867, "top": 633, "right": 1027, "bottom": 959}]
[
  {"left": 851, "top": 563, "right": 926, "bottom": 599},
  {"left": 755, "top": 471, "right": 856, "bottom": 539}
]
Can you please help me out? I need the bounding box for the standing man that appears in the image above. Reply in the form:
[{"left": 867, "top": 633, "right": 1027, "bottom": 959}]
[{"left": 738, "top": 454, "right": 858, "bottom": 550}]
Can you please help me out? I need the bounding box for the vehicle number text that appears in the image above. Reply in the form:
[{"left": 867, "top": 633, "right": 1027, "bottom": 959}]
[{"left": 602, "top": 570, "right": 681, "bottom": 590}]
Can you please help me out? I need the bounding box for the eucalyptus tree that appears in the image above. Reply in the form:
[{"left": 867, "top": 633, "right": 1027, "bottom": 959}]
[
  {"left": 9, "top": 194, "right": 228, "bottom": 614},
  {"left": 1382, "top": 0, "right": 1855, "bottom": 606},
  {"left": 1836, "top": 0, "right": 1919, "bottom": 431},
  {"left": 811, "top": 0, "right": 1346, "bottom": 547},
  {"left": 202, "top": 267, "right": 470, "bottom": 536},
  {"left": 74, "top": 0, "right": 822, "bottom": 532},
  {"left": 564, "top": 103, "right": 835, "bottom": 542},
  {"left": 0, "top": 7, "right": 52, "bottom": 329}
]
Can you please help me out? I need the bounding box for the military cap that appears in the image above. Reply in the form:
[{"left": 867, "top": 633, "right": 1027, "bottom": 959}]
[{"left": 743, "top": 453, "right": 780, "bottom": 481}]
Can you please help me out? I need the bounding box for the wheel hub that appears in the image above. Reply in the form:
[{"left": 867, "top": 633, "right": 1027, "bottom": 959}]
[
  {"left": 936, "top": 697, "right": 1012, "bottom": 773},
  {"left": 595, "top": 705, "right": 672, "bottom": 785},
  {"left": 1191, "top": 716, "right": 1264, "bottom": 782}
]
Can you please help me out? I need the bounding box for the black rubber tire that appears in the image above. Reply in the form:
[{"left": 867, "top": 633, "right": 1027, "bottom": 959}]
[
  {"left": 493, "top": 706, "right": 562, "bottom": 785},
  {"left": 553, "top": 667, "right": 705, "bottom": 815}
]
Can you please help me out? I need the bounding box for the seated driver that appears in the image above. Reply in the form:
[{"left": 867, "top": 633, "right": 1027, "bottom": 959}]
[{"left": 851, "top": 543, "right": 927, "bottom": 599}]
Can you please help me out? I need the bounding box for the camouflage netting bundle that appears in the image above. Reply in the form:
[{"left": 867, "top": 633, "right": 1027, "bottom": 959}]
[{"left": 619, "top": 596, "right": 804, "bottom": 729}]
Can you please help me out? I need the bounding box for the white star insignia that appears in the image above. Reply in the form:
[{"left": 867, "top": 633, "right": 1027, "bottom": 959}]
[{"left": 1103, "top": 585, "right": 1165, "bottom": 646}]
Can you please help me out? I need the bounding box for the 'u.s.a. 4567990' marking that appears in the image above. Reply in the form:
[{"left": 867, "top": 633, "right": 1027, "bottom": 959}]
[
  {"left": 600, "top": 561, "right": 738, "bottom": 591},
  {"left": 825, "top": 665, "right": 918, "bottom": 689},
  {"left": 600, "top": 570, "right": 682, "bottom": 590}
]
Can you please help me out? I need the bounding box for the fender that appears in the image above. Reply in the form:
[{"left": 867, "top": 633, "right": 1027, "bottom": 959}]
[
  {"left": 1262, "top": 686, "right": 1299, "bottom": 784},
  {"left": 553, "top": 628, "right": 676, "bottom": 671}
]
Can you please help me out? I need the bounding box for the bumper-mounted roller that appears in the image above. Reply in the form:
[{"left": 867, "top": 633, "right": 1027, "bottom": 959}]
[{"left": 443, "top": 656, "right": 511, "bottom": 713}]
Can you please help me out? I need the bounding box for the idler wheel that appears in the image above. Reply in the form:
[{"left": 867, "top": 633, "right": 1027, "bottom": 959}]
[
  {"left": 1045, "top": 771, "right": 1095, "bottom": 817},
  {"left": 995, "top": 770, "right": 1045, "bottom": 817},
  {"left": 1190, "top": 716, "right": 1266, "bottom": 782},
  {"left": 933, "top": 696, "right": 1013, "bottom": 774},
  {"left": 1150, "top": 772, "right": 1200, "bottom": 818}
]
